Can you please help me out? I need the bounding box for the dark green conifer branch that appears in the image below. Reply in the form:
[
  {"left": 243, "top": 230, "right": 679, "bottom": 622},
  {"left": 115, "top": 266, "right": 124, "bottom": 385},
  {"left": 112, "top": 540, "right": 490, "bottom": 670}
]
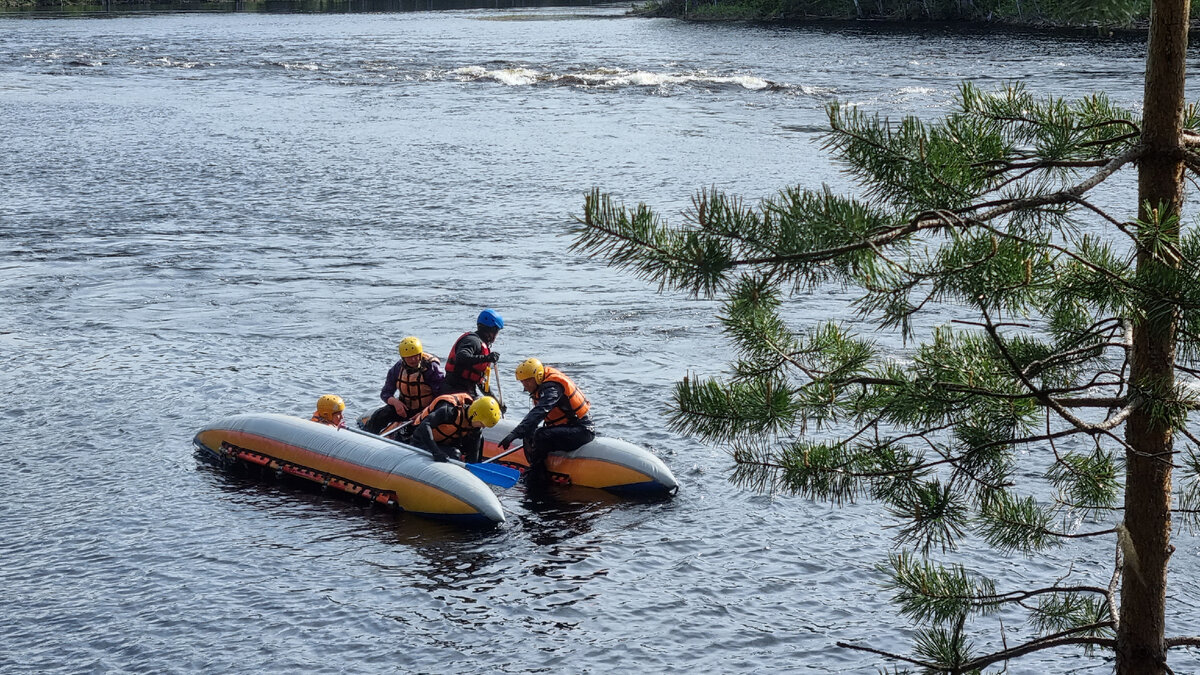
[{"left": 1029, "top": 593, "right": 1114, "bottom": 639}]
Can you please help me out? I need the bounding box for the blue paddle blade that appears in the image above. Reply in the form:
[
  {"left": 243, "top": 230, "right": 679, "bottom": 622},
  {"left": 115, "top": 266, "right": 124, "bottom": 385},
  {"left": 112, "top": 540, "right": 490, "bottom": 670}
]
[{"left": 466, "top": 462, "right": 520, "bottom": 489}]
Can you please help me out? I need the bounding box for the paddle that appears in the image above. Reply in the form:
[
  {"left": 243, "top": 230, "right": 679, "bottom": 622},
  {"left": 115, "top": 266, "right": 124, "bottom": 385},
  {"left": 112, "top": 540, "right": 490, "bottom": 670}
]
[
  {"left": 379, "top": 420, "right": 411, "bottom": 439},
  {"left": 482, "top": 361, "right": 506, "bottom": 416},
  {"left": 345, "top": 427, "right": 519, "bottom": 489},
  {"left": 490, "top": 362, "right": 505, "bottom": 415},
  {"left": 483, "top": 442, "right": 524, "bottom": 464}
]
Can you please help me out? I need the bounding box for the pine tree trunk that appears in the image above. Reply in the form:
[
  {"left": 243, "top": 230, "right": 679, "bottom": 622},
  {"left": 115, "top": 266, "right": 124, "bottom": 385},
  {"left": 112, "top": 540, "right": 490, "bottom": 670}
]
[{"left": 1119, "top": 1, "right": 1188, "bottom": 673}]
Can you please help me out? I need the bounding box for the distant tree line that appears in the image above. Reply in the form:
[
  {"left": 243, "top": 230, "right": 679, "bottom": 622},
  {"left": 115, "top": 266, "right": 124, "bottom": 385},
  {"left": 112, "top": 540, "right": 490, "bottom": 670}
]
[{"left": 640, "top": 0, "right": 1195, "bottom": 28}]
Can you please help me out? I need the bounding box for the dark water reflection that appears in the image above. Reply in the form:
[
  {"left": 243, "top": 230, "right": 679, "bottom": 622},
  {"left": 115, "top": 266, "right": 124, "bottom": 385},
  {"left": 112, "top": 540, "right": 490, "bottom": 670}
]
[{"left": 2, "top": 5, "right": 1198, "bottom": 673}]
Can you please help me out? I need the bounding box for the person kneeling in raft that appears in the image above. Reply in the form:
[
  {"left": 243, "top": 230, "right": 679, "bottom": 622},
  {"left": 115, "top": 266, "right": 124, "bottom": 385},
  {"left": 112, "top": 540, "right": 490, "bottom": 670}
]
[
  {"left": 409, "top": 393, "right": 502, "bottom": 463},
  {"left": 363, "top": 335, "right": 444, "bottom": 433},
  {"left": 498, "top": 359, "right": 595, "bottom": 485}
]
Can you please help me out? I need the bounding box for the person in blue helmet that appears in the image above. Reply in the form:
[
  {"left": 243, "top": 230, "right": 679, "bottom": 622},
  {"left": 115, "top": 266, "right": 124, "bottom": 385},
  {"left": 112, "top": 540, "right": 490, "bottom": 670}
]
[{"left": 442, "top": 309, "right": 504, "bottom": 401}]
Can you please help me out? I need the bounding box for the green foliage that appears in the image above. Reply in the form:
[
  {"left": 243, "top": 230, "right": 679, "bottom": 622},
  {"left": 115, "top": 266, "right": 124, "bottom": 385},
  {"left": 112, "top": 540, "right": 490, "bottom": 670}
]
[
  {"left": 886, "top": 552, "right": 998, "bottom": 624},
  {"left": 912, "top": 622, "right": 977, "bottom": 674},
  {"left": 1047, "top": 236, "right": 1133, "bottom": 321},
  {"left": 638, "top": 0, "right": 1161, "bottom": 26},
  {"left": 573, "top": 80, "right": 1192, "bottom": 668},
  {"left": 672, "top": 373, "right": 801, "bottom": 443},
  {"left": 1172, "top": 230, "right": 1200, "bottom": 364},
  {"left": 1047, "top": 0, "right": 1148, "bottom": 27},
  {"left": 1046, "top": 446, "right": 1120, "bottom": 513},
  {"left": 1178, "top": 448, "right": 1200, "bottom": 533},
  {"left": 1028, "top": 592, "right": 1112, "bottom": 638},
  {"left": 890, "top": 479, "right": 970, "bottom": 554},
  {"left": 975, "top": 489, "right": 1058, "bottom": 554}
]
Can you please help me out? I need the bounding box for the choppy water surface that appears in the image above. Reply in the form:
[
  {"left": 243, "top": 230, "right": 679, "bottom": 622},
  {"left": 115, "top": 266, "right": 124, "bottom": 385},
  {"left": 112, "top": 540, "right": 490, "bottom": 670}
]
[{"left": 2, "top": 7, "right": 1197, "bottom": 672}]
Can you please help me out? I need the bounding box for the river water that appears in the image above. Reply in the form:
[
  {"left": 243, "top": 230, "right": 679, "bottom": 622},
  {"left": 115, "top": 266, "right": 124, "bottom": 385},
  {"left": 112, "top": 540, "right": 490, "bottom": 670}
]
[{"left": 1, "top": 6, "right": 1197, "bottom": 673}]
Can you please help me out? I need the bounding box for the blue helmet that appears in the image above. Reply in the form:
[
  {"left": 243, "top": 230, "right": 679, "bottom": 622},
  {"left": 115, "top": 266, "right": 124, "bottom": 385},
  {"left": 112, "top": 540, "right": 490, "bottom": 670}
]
[{"left": 477, "top": 309, "right": 504, "bottom": 329}]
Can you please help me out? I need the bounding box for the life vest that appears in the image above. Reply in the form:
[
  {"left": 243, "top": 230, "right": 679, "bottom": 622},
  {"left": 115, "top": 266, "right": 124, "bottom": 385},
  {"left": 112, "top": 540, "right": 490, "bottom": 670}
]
[
  {"left": 397, "top": 353, "right": 440, "bottom": 411},
  {"left": 542, "top": 367, "right": 590, "bottom": 427},
  {"left": 411, "top": 392, "right": 475, "bottom": 443},
  {"left": 310, "top": 413, "right": 341, "bottom": 428},
  {"left": 445, "top": 332, "right": 490, "bottom": 385}
]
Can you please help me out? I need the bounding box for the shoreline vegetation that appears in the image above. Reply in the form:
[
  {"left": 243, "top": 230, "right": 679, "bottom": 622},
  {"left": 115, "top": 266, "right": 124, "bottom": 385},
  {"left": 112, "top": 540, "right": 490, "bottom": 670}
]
[
  {"left": 635, "top": 0, "right": 1195, "bottom": 30},
  {"left": 1, "top": 0, "right": 1195, "bottom": 34},
  {"left": 0, "top": 0, "right": 609, "bottom": 11},
  {"left": 0, "top": 0, "right": 1191, "bottom": 30}
]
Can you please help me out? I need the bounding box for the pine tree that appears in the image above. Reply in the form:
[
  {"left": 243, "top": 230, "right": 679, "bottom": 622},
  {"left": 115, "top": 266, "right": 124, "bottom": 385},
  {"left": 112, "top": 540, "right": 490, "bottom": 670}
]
[{"left": 571, "top": 1, "right": 1200, "bottom": 671}]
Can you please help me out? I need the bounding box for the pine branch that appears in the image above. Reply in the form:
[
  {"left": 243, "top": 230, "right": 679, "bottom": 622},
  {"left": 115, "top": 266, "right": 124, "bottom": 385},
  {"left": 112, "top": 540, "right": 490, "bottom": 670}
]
[
  {"left": 980, "top": 585, "right": 1112, "bottom": 605},
  {"left": 1077, "top": 130, "right": 1140, "bottom": 149},
  {"left": 834, "top": 641, "right": 939, "bottom": 670},
  {"left": 824, "top": 106, "right": 976, "bottom": 203},
  {"left": 991, "top": 514, "right": 1117, "bottom": 540},
  {"left": 631, "top": 146, "right": 1141, "bottom": 272},
  {"left": 1108, "top": 537, "right": 1123, "bottom": 626},
  {"left": 956, "top": 624, "right": 1116, "bottom": 672},
  {"left": 1053, "top": 397, "right": 1129, "bottom": 408},
  {"left": 1067, "top": 194, "right": 1139, "bottom": 240},
  {"left": 966, "top": 113, "right": 1138, "bottom": 142},
  {"left": 963, "top": 210, "right": 1133, "bottom": 290},
  {"left": 844, "top": 614, "right": 1113, "bottom": 672},
  {"left": 1056, "top": 498, "right": 1124, "bottom": 511},
  {"left": 835, "top": 375, "right": 1116, "bottom": 405},
  {"left": 978, "top": 157, "right": 1117, "bottom": 182},
  {"left": 759, "top": 425, "right": 1106, "bottom": 491},
  {"left": 979, "top": 304, "right": 1138, "bottom": 436},
  {"left": 962, "top": 143, "right": 1142, "bottom": 220}
]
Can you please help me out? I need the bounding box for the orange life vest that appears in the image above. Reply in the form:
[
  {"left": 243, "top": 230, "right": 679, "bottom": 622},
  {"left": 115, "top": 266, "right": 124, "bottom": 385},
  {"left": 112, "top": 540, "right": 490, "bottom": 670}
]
[
  {"left": 445, "top": 332, "right": 490, "bottom": 385},
  {"left": 542, "top": 367, "right": 590, "bottom": 427},
  {"left": 397, "top": 353, "right": 440, "bottom": 411},
  {"left": 310, "top": 413, "right": 340, "bottom": 428},
  {"left": 411, "top": 392, "right": 475, "bottom": 443}
]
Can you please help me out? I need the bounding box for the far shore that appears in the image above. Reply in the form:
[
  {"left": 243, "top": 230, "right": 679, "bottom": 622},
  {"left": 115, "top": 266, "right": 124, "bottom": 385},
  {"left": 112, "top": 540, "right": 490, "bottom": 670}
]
[{"left": 1, "top": 0, "right": 1192, "bottom": 41}]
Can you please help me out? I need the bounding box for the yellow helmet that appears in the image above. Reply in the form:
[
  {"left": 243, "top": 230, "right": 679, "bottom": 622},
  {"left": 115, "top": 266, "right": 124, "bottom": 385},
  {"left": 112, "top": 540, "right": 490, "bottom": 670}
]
[
  {"left": 515, "top": 358, "right": 545, "bottom": 385},
  {"left": 398, "top": 336, "right": 423, "bottom": 358},
  {"left": 467, "top": 396, "right": 502, "bottom": 427},
  {"left": 316, "top": 394, "right": 346, "bottom": 419}
]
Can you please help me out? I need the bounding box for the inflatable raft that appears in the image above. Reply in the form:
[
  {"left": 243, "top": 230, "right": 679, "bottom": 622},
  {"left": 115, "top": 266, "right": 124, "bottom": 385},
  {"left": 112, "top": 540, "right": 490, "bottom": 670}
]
[
  {"left": 194, "top": 413, "right": 505, "bottom": 526},
  {"left": 480, "top": 420, "right": 678, "bottom": 496}
]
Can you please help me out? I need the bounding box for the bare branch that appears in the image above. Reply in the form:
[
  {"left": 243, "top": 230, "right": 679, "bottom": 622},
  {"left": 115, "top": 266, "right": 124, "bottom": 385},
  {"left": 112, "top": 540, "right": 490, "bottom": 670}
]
[
  {"left": 1108, "top": 537, "right": 1123, "bottom": 626},
  {"left": 1166, "top": 636, "right": 1200, "bottom": 648},
  {"left": 959, "top": 630, "right": 1116, "bottom": 672},
  {"left": 835, "top": 641, "right": 939, "bottom": 669}
]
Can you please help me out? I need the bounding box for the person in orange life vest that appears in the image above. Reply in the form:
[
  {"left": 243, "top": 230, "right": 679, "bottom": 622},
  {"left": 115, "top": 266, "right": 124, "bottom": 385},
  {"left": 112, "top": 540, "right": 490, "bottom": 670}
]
[
  {"left": 498, "top": 359, "right": 595, "bottom": 484},
  {"left": 410, "top": 394, "right": 502, "bottom": 463},
  {"left": 363, "top": 336, "right": 444, "bottom": 434},
  {"left": 442, "top": 309, "right": 504, "bottom": 403},
  {"left": 311, "top": 394, "right": 346, "bottom": 428}
]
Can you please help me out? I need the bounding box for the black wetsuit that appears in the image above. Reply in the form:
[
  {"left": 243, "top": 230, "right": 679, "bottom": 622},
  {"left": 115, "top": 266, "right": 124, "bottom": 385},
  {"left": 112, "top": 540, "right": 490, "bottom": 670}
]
[{"left": 507, "top": 381, "right": 595, "bottom": 483}]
